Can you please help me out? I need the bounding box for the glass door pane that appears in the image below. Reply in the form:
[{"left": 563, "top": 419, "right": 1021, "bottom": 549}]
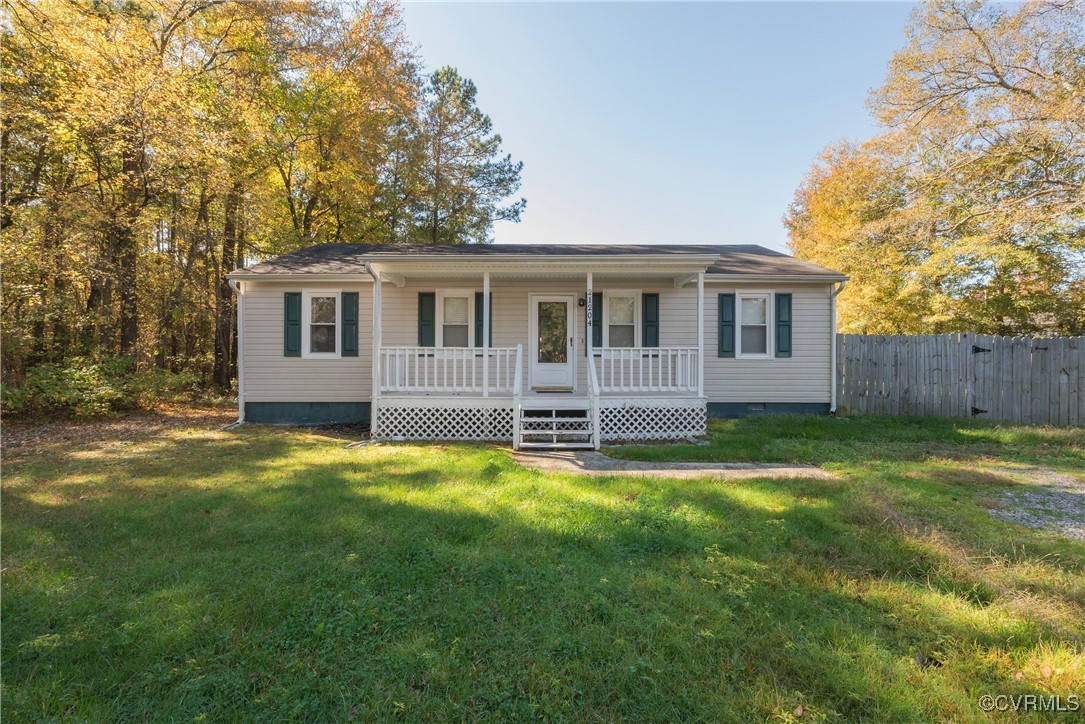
[{"left": 537, "top": 301, "right": 568, "bottom": 363}]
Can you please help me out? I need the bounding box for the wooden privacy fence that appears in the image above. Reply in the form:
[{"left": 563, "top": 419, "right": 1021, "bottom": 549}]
[{"left": 836, "top": 333, "right": 1083, "bottom": 427}]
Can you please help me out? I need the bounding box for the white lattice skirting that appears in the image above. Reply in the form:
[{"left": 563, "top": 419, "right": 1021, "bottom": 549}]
[
  {"left": 599, "top": 399, "right": 707, "bottom": 442},
  {"left": 376, "top": 401, "right": 514, "bottom": 441}
]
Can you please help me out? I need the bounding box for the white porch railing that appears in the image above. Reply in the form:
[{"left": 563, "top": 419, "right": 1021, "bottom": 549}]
[
  {"left": 380, "top": 346, "right": 519, "bottom": 395},
  {"left": 593, "top": 347, "right": 699, "bottom": 394}
]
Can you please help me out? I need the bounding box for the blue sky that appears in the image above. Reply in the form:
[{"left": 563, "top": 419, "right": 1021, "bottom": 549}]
[{"left": 401, "top": 2, "right": 916, "bottom": 252}]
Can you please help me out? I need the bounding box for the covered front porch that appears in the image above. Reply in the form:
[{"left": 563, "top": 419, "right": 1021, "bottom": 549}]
[{"left": 365, "top": 253, "right": 713, "bottom": 448}]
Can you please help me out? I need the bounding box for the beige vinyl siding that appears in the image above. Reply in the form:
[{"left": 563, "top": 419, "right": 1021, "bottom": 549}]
[
  {"left": 240, "top": 277, "right": 832, "bottom": 404},
  {"left": 242, "top": 281, "right": 373, "bottom": 402},
  {"left": 380, "top": 278, "right": 698, "bottom": 392},
  {"left": 703, "top": 283, "right": 832, "bottom": 403}
]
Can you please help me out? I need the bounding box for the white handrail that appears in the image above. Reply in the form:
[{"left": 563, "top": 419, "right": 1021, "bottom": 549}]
[
  {"left": 379, "top": 347, "right": 518, "bottom": 394},
  {"left": 593, "top": 347, "right": 699, "bottom": 394},
  {"left": 512, "top": 344, "right": 524, "bottom": 449}
]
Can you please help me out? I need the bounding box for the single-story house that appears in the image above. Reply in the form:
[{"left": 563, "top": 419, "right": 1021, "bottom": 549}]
[{"left": 226, "top": 244, "right": 847, "bottom": 449}]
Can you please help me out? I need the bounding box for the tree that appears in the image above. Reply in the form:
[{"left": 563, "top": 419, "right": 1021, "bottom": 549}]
[
  {"left": 258, "top": 1, "right": 417, "bottom": 248},
  {"left": 1, "top": 0, "right": 527, "bottom": 398},
  {"left": 786, "top": 143, "right": 943, "bottom": 333},
  {"left": 415, "top": 67, "right": 525, "bottom": 244},
  {"left": 787, "top": 0, "right": 1085, "bottom": 335}
]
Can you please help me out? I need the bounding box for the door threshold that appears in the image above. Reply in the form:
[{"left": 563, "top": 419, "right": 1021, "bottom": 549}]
[{"left": 531, "top": 388, "right": 575, "bottom": 393}]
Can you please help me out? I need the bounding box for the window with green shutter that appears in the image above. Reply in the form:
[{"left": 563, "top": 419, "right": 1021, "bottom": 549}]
[
  {"left": 341, "top": 292, "right": 359, "bottom": 357},
  {"left": 474, "top": 291, "right": 494, "bottom": 347},
  {"left": 301, "top": 290, "right": 340, "bottom": 357},
  {"left": 718, "top": 293, "right": 735, "bottom": 357},
  {"left": 775, "top": 293, "right": 792, "bottom": 358},
  {"left": 586, "top": 292, "right": 602, "bottom": 354},
  {"left": 284, "top": 292, "right": 301, "bottom": 357},
  {"left": 737, "top": 293, "right": 769, "bottom": 356},
  {"left": 642, "top": 293, "right": 659, "bottom": 348},
  {"left": 418, "top": 292, "right": 435, "bottom": 347}
]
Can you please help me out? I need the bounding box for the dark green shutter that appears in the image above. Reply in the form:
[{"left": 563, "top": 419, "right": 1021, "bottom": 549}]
[
  {"left": 341, "top": 292, "right": 359, "bottom": 356},
  {"left": 284, "top": 292, "right": 301, "bottom": 357},
  {"left": 418, "top": 292, "right": 435, "bottom": 347},
  {"left": 642, "top": 293, "right": 659, "bottom": 347},
  {"left": 775, "top": 293, "right": 792, "bottom": 358},
  {"left": 718, "top": 293, "right": 735, "bottom": 358},
  {"left": 474, "top": 292, "right": 494, "bottom": 347},
  {"left": 588, "top": 292, "right": 602, "bottom": 354}
]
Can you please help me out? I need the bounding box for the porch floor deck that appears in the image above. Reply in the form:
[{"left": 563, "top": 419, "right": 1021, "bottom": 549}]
[{"left": 379, "top": 390, "right": 702, "bottom": 401}]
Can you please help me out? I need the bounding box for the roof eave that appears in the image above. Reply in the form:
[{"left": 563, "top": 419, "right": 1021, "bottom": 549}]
[
  {"left": 226, "top": 272, "right": 373, "bottom": 282},
  {"left": 364, "top": 253, "right": 724, "bottom": 264},
  {"left": 705, "top": 273, "right": 849, "bottom": 283}
]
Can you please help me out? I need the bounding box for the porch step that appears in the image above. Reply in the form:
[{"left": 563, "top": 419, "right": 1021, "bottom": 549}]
[
  {"left": 520, "top": 399, "right": 590, "bottom": 411},
  {"left": 520, "top": 417, "right": 593, "bottom": 425},
  {"left": 521, "top": 435, "right": 592, "bottom": 443},
  {"left": 517, "top": 401, "right": 596, "bottom": 450}
]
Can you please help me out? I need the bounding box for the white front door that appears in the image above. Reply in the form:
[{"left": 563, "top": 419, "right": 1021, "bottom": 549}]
[{"left": 529, "top": 294, "right": 576, "bottom": 390}]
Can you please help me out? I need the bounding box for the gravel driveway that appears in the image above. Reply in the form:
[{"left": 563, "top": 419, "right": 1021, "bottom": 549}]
[{"left": 985, "top": 466, "right": 1085, "bottom": 541}]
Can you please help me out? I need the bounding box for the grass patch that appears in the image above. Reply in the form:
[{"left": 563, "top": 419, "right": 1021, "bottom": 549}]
[
  {"left": 3, "top": 412, "right": 1084, "bottom": 720},
  {"left": 607, "top": 414, "right": 1085, "bottom": 468}
]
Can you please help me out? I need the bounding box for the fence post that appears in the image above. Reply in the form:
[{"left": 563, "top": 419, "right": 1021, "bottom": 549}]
[{"left": 1069, "top": 337, "right": 1082, "bottom": 428}]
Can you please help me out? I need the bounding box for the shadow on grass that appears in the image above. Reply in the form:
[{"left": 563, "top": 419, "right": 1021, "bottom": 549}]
[{"left": 3, "top": 425, "right": 1083, "bottom": 720}]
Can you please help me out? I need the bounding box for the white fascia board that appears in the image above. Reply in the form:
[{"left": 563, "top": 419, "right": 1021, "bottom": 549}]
[
  {"left": 227, "top": 256, "right": 730, "bottom": 281},
  {"left": 704, "top": 273, "right": 849, "bottom": 283},
  {"left": 364, "top": 253, "right": 723, "bottom": 265},
  {"left": 367, "top": 258, "right": 721, "bottom": 274},
  {"left": 371, "top": 261, "right": 718, "bottom": 277},
  {"left": 226, "top": 273, "right": 374, "bottom": 283}
]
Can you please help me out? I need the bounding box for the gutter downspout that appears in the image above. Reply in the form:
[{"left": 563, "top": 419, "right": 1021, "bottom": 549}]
[
  {"left": 364, "top": 262, "right": 381, "bottom": 437},
  {"left": 228, "top": 279, "right": 245, "bottom": 423},
  {"left": 829, "top": 281, "right": 847, "bottom": 415}
]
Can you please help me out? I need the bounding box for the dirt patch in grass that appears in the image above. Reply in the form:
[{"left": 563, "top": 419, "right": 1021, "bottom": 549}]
[
  {"left": 1, "top": 403, "right": 236, "bottom": 462},
  {"left": 515, "top": 449, "right": 836, "bottom": 480},
  {"left": 928, "top": 468, "right": 1017, "bottom": 486}
]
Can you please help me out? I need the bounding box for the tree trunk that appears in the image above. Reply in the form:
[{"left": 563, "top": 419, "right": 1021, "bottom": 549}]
[
  {"left": 83, "top": 266, "right": 108, "bottom": 356},
  {"left": 215, "top": 180, "right": 242, "bottom": 389},
  {"left": 116, "top": 127, "right": 144, "bottom": 362},
  {"left": 28, "top": 211, "right": 55, "bottom": 366}
]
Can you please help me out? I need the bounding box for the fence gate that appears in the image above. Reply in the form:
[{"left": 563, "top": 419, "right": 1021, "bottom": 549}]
[{"left": 837, "top": 333, "right": 1083, "bottom": 427}]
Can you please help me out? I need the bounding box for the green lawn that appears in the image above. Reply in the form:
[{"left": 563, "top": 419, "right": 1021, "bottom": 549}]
[{"left": 3, "top": 412, "right": 1083, "bottom": 721}]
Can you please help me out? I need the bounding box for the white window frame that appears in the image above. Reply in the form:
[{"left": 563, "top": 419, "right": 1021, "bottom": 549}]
[
  {"left": 736, "top": 290, "right": 773, "bottom": 359},
  {"left": 436, "top": 289, "right": 475, "bottom": 348},
  {"left": 302, "top": 289, "right": 341, "bottom": 359},
  {"left": 602, "top": 290, "right": 641, "bottom": 348}
]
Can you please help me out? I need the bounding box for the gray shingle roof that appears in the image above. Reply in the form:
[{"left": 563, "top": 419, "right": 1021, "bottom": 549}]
[{"left": 232, "top": 243, "right": 845, "bottom": 278}]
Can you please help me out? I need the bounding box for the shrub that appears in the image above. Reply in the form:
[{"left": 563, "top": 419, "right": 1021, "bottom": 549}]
[
  {"left": 127, "top": 367, "right": 201, "bottom": 407},
  {"left": 2, "top": 358, "right": 201, "bottom": 417}
]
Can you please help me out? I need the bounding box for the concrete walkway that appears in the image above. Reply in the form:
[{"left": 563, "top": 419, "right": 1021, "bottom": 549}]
[{"left": 512, "top": 450, "right": 835, "bottom": 480}]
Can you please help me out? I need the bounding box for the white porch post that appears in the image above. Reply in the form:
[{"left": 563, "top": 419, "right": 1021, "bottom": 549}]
[
  {"left": 697, "top": 271, "right": 705, "bottom": 398},
  {"left": 371, "top": 270, "right": 382, "bottom": 436},
  {"left": 585, "top": 272, "right": 593, "bottom": 358},
  {"left": 585, "top": 271, "right": 594, "bottom": 353},
  {"left": 587, "top": 271, "right": 601, "bottom": 449},
  {"left": 236, "top": 281, "right": 245, "bottom": 422},
  {"left": 483, "top": 271, "right": 490, "bottom": 397}
]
